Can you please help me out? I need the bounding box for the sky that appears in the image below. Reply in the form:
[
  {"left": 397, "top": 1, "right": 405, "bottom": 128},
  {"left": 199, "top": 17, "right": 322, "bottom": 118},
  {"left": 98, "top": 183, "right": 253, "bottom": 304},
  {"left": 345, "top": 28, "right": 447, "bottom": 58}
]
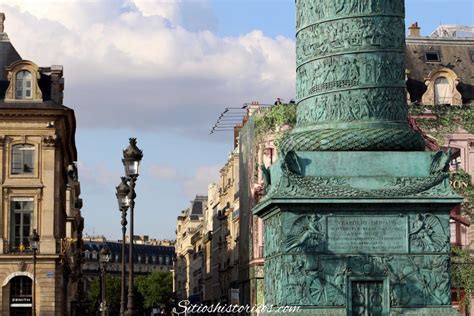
[{"left": 0, "top": 0, "right": 472, "bottom": 240}]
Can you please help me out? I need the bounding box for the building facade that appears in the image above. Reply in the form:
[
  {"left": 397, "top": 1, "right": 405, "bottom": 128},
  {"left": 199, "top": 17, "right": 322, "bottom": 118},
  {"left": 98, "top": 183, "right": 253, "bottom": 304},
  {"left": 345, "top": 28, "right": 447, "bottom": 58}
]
[
  {"left": 82, "top": 238, "right": 175, "bottom": 294},
  {"left": 174, "top": 195, "right": 206, "bottom": 302},
  {"left": 0, "top": 14, "right": 84, "bottom": 315}
]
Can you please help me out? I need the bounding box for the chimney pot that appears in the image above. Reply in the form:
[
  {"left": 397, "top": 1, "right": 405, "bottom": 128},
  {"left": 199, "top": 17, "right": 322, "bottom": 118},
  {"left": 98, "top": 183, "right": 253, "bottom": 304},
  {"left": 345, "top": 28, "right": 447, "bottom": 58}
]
[{"left": 408, "top": 22, "right": 421, "bottom": 37}]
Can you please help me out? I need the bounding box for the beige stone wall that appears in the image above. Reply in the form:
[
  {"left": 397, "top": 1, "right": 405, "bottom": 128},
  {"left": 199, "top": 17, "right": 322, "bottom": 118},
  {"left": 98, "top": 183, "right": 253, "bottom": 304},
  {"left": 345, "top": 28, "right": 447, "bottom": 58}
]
[
  {"left": 175, "top": 211, "right": 202, "bottom": 300},
  {"left": 0, "top": 109, "right": 79, "bottom": 315},
  {"left": 0, "top": 259, "right": 61, "bottom": 316}
]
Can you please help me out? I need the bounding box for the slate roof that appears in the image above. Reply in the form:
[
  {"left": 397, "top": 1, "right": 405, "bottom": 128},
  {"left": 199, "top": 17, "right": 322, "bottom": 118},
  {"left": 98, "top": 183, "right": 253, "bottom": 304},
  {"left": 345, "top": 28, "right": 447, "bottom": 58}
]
[
  {"left": 84, "top": 240, "right": 175, "bottom": 258},
  {"left": 0, "top": 33, "right": 21, "bottom": 80}
]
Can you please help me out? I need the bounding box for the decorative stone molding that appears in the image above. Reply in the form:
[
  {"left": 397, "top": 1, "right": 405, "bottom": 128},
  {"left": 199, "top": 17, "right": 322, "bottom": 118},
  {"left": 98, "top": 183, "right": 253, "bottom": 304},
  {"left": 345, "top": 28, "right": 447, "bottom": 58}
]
[
  {"left": 4, "top": 60, "right": 43, "bottom": 102},
  {"left": 422, "top": 68, "right": 462, "bottom": 105},
  {"left": 2, "top": 271, "right": 34, "bottom": 286},
  {"left": 42, "top": 135, "right": 57, "bottom": 148},
  {"left": 17, "top": 261, "right": 27, "bottom": 271}
]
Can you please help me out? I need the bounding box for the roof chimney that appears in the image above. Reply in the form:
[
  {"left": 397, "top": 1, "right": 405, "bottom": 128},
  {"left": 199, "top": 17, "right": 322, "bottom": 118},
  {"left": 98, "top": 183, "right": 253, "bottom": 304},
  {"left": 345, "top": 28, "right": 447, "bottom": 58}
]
[{"left": 408, "top": 22, "right": 421, "bottom": 37}]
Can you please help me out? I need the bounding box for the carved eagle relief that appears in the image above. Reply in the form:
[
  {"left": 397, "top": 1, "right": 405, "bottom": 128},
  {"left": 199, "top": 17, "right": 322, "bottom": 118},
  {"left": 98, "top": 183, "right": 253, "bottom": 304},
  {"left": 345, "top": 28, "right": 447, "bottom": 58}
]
[
  {"left": 286, "top": 214, "right": 326, "bottom": 252},
  {"left": 409, "top": 214, "right": 448, "bottom": 252}
]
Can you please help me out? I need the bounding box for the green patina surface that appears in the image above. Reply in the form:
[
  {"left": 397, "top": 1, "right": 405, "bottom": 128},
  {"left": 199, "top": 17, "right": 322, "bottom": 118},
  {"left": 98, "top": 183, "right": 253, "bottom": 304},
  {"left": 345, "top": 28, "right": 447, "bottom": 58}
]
[
  {"left": 253, "top": 0, "right": 463, "bottom": 315},
  {"left": 280, "top": 0, "right": 425, "bottom": 153}
]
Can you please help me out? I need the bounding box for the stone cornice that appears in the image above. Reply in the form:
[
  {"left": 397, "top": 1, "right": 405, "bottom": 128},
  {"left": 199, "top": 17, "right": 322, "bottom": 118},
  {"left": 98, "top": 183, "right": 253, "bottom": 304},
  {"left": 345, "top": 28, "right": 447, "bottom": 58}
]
[{"left": 406, "top": 37, "right": 474, "bottom": 46}]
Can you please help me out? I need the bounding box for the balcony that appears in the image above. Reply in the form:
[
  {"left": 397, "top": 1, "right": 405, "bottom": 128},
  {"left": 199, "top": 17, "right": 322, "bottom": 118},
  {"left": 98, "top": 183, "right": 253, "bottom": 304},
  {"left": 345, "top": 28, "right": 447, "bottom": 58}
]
[{"left": 3, "top": 240, "right": 34, "bottom": 254}]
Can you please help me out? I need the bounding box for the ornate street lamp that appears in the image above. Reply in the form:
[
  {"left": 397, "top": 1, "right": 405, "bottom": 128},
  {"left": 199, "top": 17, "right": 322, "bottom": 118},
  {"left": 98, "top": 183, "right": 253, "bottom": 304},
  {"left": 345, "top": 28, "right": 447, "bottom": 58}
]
[
  {"left": 100, "top": 245, "right": 111, "bottom": 316},
  {"left": 30, "top": 229, "right": 39, "bottom": 316},
  {"left": 122, "top": 138, "right": 143, "bottom": 316},
  {"left": 116, "top": 177, "right": 130, "bottom": 316}
]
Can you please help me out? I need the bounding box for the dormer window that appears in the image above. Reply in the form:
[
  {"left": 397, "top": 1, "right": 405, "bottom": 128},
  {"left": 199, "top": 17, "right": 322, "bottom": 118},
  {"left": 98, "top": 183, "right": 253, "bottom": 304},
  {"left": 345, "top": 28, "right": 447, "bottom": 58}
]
[
  {"left": 434, "top": 77, "right": 451, "bottom": 105},
  {"left": 5, "top": 60, "right": 43, "bottom": 102},
  {"left": 425, "top": 51, "right": 441, "bottom": 62},
  {"left": 15, "top": 70, "right": 32, "bottom": 99}
]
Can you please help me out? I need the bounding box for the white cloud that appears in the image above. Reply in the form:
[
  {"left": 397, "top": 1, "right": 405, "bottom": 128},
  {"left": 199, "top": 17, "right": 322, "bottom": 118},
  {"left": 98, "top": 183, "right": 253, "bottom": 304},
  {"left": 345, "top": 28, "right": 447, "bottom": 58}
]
[
  {"left": 148, "top": 165, "right": 178, "bottom": 180},
  {"left": 0, "top": 0, "right": 295, "bottom": 133},
  {"left": 183, "top": 164, "right": 220, "bottom": 195},
  {"left": 148, "top": 163, "right": 219, "bottom": 195},
  {"left": 76, "top": 161, "right": 120, "bottom": 188}
]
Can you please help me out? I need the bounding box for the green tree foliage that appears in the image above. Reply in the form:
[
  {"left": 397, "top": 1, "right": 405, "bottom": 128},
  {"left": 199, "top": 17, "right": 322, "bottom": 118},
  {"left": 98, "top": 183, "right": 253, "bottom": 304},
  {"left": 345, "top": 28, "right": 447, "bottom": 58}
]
[
  {"left": 136, "top": 271, "right": 173, "bottom": 310},
  {"left": 254, "top": 103, "right": 297, "bottom": 143},
  {"left": 87, "top": 275, "right": 121, "bottom": 314},
  {"left": 409, "top": 103, "right": 474, "bottom": 145},
  {"left": 451, "top": 246, "right": 474, "bottom": 312}
]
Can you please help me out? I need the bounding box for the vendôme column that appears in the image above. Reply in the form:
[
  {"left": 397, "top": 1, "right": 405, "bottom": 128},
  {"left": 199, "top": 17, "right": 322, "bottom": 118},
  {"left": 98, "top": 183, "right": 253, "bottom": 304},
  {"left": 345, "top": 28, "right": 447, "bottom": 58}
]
[
  {"left": 280, "top": 0, "right": 425, "bottom": 153},
  {"left": 253, "top": 1, "right": 462, "bottom": 315}
]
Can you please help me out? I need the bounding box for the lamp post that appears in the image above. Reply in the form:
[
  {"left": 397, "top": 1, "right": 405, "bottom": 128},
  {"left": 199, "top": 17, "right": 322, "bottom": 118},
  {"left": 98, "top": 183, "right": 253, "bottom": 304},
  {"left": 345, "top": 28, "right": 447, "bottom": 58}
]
[
  {"left": 116, "top": 177, "right": 130, "bottom": 316},
  {"left": 122, "top": 138, "right": 143, "bottom": 316},
  {"left": 100, "top": 245, "right": 111, "bottom": 316},
  {"left": 30, "top": 229, "right": 39, "bottom": 316}
]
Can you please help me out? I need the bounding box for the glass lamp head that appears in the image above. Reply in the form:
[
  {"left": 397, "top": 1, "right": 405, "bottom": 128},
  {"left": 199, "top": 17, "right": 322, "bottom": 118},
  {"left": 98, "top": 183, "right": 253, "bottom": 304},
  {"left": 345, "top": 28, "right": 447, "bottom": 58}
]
[
  {"left": 116, "top": 177, "right": 130, "bottom": 209},
  {"left": 122, "top": 138, "right": 143, "bottom": 177},
  {"left": 100, "top": 245, "right": 111, "bottom": 263},
  {"left": 30, "top": 229, "right": 39, "bottom": 251}
]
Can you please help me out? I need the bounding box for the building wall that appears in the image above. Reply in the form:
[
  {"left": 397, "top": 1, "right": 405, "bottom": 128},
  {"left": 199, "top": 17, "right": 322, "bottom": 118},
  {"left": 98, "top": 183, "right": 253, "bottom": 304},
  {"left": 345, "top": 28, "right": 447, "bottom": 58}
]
[
  {"left": 0, "top": 96, "right": 82, "bottom": 314},
  {"left": 174, "top": 196, "right": 206, "bottom": 301}
]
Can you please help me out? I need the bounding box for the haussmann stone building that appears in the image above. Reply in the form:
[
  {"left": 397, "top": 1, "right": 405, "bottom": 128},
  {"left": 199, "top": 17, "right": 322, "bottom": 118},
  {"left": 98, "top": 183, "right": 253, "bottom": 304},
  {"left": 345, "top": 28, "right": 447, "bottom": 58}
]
[{"left": 0, "top": 14, "right": 84, "bottom": 316}]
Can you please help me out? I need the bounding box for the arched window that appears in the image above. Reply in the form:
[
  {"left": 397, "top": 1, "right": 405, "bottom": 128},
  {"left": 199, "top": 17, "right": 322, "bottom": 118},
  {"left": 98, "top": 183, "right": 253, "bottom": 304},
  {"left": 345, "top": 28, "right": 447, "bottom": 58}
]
[
  {"left": 11, "top": 144, "right": 35, "bottom": 175},
  {"left": 10, "top": 276, "right": 32, "bottom": 298},
  {"left": 434, "top": 76, "right": 451, "bottom": 105},
  {"left": 15, "top": 70, "right": 33, "bottom": 100}
]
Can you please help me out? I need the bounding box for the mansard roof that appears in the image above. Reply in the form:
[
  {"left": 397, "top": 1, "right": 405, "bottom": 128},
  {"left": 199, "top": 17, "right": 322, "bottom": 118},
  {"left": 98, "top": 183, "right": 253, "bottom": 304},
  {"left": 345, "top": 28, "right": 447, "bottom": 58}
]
[
  {"left": 0, "top": 33, "right": 21, "bottom": 81},
  {"left": 406, "top": 35, "right": 474, "bottom": 103}
]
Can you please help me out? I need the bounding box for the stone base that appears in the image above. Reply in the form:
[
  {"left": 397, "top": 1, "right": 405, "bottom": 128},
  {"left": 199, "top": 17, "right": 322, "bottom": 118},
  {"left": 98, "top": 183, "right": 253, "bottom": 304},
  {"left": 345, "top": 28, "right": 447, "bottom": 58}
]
[{"left": 254, "top": 151, "right": 463, "bottom": 315}]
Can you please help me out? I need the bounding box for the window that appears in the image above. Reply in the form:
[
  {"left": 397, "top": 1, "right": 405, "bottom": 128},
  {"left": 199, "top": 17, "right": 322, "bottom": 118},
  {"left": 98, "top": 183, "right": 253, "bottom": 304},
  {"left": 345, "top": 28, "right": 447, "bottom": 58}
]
[
  {"left": 11, "top": 144, "right": 35, "bottom": 175},
  {"left": 425, "top": 51, "right": 441, "bottom": 62},
  {"left": 434, "top": 77, "right": 451, "bottom": 105},
  {"left": 15, "top": 70, "right": 33, "bottom": 99},
  {"left": 470, "top": 51, "right": 474, "bottom": 62},
  {"left": 10, "top": 276, "right": 32, "bottom": 297},
  {"left": 10, "top": 198, "right": 33, "bottom": 251}
]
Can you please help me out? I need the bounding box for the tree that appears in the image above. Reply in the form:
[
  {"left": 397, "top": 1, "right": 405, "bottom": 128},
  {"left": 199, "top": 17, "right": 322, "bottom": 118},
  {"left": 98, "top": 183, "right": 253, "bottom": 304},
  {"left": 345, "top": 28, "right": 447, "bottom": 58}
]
[
  {"left": 451, "top": 246, "right": 474, "bottom": 314},
  {"left": 136, "top": 271, "right": 173, "bottom": 311},
  {"left": 87, "top": 275, "right": 121, "bottom": 315}
]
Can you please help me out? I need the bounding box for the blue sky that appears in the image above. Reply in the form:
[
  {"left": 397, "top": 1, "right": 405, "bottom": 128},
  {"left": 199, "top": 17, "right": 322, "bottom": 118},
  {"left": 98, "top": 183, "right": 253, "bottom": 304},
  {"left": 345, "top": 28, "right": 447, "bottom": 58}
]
[{"left": 1, "top": 0, "right": 472, "bottom": 240}]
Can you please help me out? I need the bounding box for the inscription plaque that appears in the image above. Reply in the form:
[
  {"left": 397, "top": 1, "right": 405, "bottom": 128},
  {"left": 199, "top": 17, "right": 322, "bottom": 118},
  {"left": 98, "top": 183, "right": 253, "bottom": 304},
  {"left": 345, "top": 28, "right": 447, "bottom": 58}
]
[{"left": 327, "top": 216, "right": 407, "bottom": 253}]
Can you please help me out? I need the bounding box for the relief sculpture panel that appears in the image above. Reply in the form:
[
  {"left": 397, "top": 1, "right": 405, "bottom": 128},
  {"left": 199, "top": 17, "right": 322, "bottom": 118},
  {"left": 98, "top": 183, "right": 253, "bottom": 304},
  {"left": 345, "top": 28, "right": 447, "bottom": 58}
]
[
  {"left": 296, "top": 17, "right": 405, "bottom": 65},
  {"left": 285, "top": 214, "right": 326, "bottom": 253},
  {"left": 265, "top": 254, "right": 451, "bottom": 308},
  {"left": 264, "top": 213, "right": 282, "bottom": 257},
  {"left": 296, "top": 53, "right": 405, "bottom": 101},
  {"left": 409, "top": 213, "right": 450, "bottom": 253},
  {"left": 296, "top": 87, "right": 407, "bottom": 125},
  {"left": 296, "top": 0, "right": 404, "bottom": 30}
]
